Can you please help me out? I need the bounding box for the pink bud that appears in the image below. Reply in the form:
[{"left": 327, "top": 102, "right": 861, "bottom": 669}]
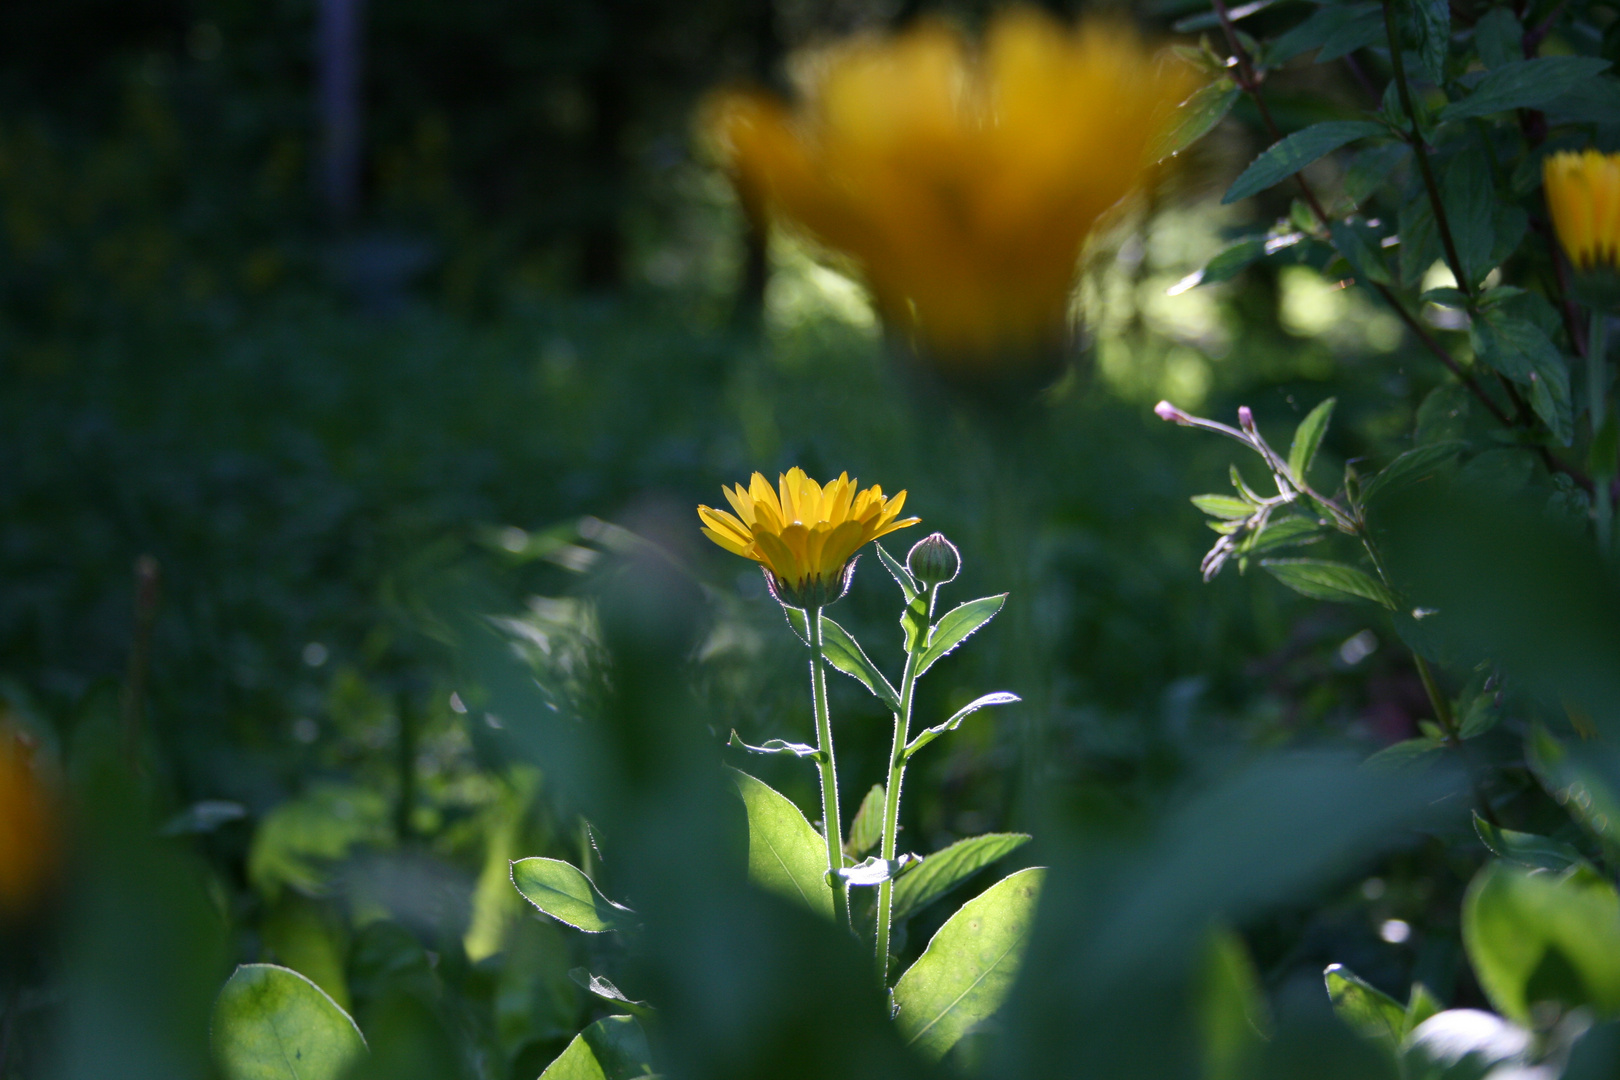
[
  {"left": 1154, "top": 400, "right": 1186, "bottom": 423},
  {"left": 1237, "top": 405, "right": 1254, "bottom": 427}
]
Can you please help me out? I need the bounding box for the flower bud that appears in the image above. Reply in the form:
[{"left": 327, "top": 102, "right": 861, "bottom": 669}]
[{"left": 906, "top": 532, "right": 960, "bottom": 587}]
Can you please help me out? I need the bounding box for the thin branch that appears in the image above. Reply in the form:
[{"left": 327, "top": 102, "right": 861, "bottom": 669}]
[{"left": 1381, "top": 0, "right": 1474, "bottom": 300}]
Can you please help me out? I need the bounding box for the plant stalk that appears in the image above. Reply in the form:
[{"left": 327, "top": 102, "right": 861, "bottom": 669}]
[
  {"left": 807, "top": 606, "right": 851, "bottom": 930},
  {"left": 875, "top": 585, "right": 935, "bottom": 984}
]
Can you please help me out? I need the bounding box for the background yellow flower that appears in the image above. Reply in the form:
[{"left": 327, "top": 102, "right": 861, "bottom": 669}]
[
  {"left": 1545, "top": 150, "right": 1620, "bottom": 272},
  {"left": 699, "top": 467, "right": 919, "bottom": 607},
  {"left": 708, "top": 9, "right": 1194, "bottom": 366}
]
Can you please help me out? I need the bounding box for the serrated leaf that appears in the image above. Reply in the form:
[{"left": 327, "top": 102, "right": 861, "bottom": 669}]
[
  {"left": 818, "top": 616, "right": 901, "bottom": 712},
  {"left": 1463, "top": 861, "right": 1620, "bottom": 1023},
  {"left": 916, "top": 595, "right": 1006, "bottom": 676},
  {"left": 1192, "top": 494, "right": 1256, "bottom": 519},
  {"left": 212, "top": 964, "right": 367, "bottom": 1080},
  {"left": 845, "top": 784, "right": 885, "bottom": 858},
  {"left": 1246, "top": 515, "right": 1324, "bottom": 555},
  {"left": 1439, "top": 56, "right": 1613, "bottom": 122},
  {"left": 1325, "top": 963, "right": 1406, "bottom": 1051},
  {"left": 891, "top": 833, "right": 1032, "bottom": 924},
  {"left": 1261, "top": 559, "right": 1397, "bottom": 608},
  {"left": 875, "top": 542, "right": 919, "bottom": 602},
  {"left": 1442, "top": 152, "right": 1497, "bottom": 287},
  {"left": 905, "top": 692, "right": 1020, "bottom": 759},
  {"left": 1473, "top": 8, "right": 1522, "bottom": 68},
  {"left": 1223, "top": 122, "right": 1387, "bottom": 204},
  {"left": 1267, "top": 3, "right": 1381, "bottom": 65},
  {"left": 1153, "top": 78, "right": 1241, "bottom": 160},
  {"left": 1364, "top": 736, "right": 1445, "bottom": 771},
  {"left": 1316, "top": 5, "right": 1388, "bottom": 61},
  {"left": 893, "top": 867, "right": 1045, "bottom": 1059},
  {"left": 1472, "top": 812, "right": 1587, "bottom": 873},
  {"left": 1361, "top": 441, "right": 1465, "bottom": 503},
  {"left": 1330, "top": 219, "right": 1393, "bottom": 285},
  {"left": 1471, "top": 311, "right": 1574, "bottom": 445},
  {"left": 512, "top": 857, "right": 633, "bottom": 933},
  {"left": 727, "top": 731, "right": 821, "bottom": 760},
  {"left": 539, "top": 1015, "right": 654, "bottom": 1080},
  {"left": 1395, "top": 0, "right": 1449, "bottom": 84},
  {"left": 726, "top": 768, "right": 834, "bottom": 919},
  {"left": 1289, "top": 398, "right": 1337, "bottom": 483}
]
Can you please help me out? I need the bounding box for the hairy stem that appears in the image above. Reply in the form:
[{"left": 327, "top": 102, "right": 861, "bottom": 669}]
[
  {"left": 875, "top": 585, "right": 935, "bottom": 984},
  {"left": 807, "top": 607, "right": 851, "bottom": 930},
  {"left": 1592, "top": 310, "right": 1613, "bottom": 551}
]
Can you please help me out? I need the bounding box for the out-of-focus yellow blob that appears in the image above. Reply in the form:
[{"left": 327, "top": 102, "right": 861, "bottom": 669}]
[
  {"left": 1545, "top": 150, "right": 1620, "bottom": 271},
  {"left": 707, "top": 9, "right": 1195, "bottom": 367},
  {"left": 0, "top": 722, "right": 58, "bottom": 922},
  {"left": 698, "top": 467, "right": 920, "bottom": 607}
]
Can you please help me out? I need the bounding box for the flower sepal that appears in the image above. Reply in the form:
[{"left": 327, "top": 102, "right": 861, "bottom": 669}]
[
  {"left": 763, "top": 558, "right": 860, "bottom": 612},
  {"left": 1573, "top": 267, "right": 1620, "bottom": 315}
]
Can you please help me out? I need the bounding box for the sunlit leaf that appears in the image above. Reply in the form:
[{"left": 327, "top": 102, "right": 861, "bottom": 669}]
[
  {"left": 212, "top": 964, "right": 366, "bottom": 1080},
  {"left": 917, "top": 595, "right": 1007, "bottom": 676},
  {"left": 904, "top": 692, "right": 1020, "bottom": 759},
  {"left": 726, "top": 767, "right": 834, "bottom": 919},
  {"left": 1288, "top": 398, "right": 1336, "bottom": 484},
  {"left": 891, "top": 833, "right": 1031, "bottom": 924},
  {"left": 511, "top": 857, "right": 633, "bottom": 933},
  {"left": 539, "top": 1015, "right": 654, "bottom": 1080}
]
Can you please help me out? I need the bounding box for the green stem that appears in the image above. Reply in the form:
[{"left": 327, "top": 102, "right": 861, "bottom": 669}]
[
  {"left": 807, "top": 606, "right": 851, "bottom": 931},
  {"left": 1591, "top": 310, "right": 1612, "bottom": 552},
  {"left": 875, "top": 585, "right": 935, "bottom": 984}
]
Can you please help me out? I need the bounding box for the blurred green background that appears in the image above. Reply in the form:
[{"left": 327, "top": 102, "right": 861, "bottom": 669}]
[{"left": 0, "top": 0, "right": 1526, "bottom": 1076}]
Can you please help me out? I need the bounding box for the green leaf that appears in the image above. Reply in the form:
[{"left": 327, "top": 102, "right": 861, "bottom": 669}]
[
  {"left": 1152, "top": 78, "right": 1241, "bottom": 160},
  {"left": 1439, "top": 56, "right": 1613, "bottom": 122},
  {"left": 1442, "top": 152, "right": 1497, "bottom": 287},
  {"left": 1472, "top": 812, "right": 1587, "bottom": 873},
  {"left": 726, "top": 767, "right": 834, "bottom": 919},
  {"left": 875, "top": 542, "right": 918, "bottom": 602},
  {"left": 1405, "top": 982, "right": 1442, "bottom": 1034},
  {"left": 1471, "top": 311, "right": 1574, "bottom": 445},
  {"left": 905, "top": 692, "right": 1020, "bottom": 759},
  {"left": 891, "top": 833, "right": 1032, "bottom": 924},
  {"left": 1261, "top": 559, "right": 1397, "bottom": 608},
  {"left": 568, "top": 969, "right": 653, "bottom": 1016},
  {"left": 1267, "top": 3, "right": 1381, "bottom": 65},
  {"left": 1360, "top": 442, "right": 1465, "bottom": 503},
  {"left": 540, "top": 1015, "right": 654, "bottom": 1080},
  {"left": 1395, "top": 0, "right": 1449, "bottom": 84},
  {"left": 1316, "top": 5, "right": 1388, "bottom": 61},
  {"left": 783, "top": 605, "right": 809, "bottom": 645},
  {"left": 1364, "top": 736, "right": 1445, "bottom": 771},
  {"left": 1473, "top": 8, "right": 1523, "bottom": 68},
  {"left": 819, "top": 616, "right": 901, "bottom": 712},
  {"left": 1192, "top": 494, "right": 1256, "bottom": 520},
  {"left": 727, "top": 731, "right": 821, "bottom": 760},
  {"left": 1325, "top": 963, "right": 1406, "bottom": 1051},
  {"left": 1399, "top": 194, "right": 1441, "bottom": 287},
  {"left": 1401, "top": 1010, "right": 1532, "bottom": 1079},
  {"left": 1200, "top": 928, "right": 1270, "bottom": 1080},
  {"left": 893, "top": 867, "right": 1045, "bottom": 1059},
  {"left": 916, "top": 594, "right": 1007, "bottom": 676},
  {"left": 1183, "top": 236, "right": 1268, "bottom": 290},
  {"left": 512, "top": 857, "right": 633, "bottom": 933},
  {"left": 1288, "top": 398, "right": 1337, "bottom": 484},
  {"left": 1223, "top": 122, "right": 1387, "bottom": 204},
  {"left": 1463, "top": 861, "right": 1620, "bottom": 1023},
  {"left": 1329, "top": 220, "right": 1393, "bottom": 286},
  {"left": 845, "top": 784, "right": 885, "bottom": 858},
  {"left": 1245, "top": 515, "right": 1323, "bottom": 555},
  {"left": 212, "top": 964, "right": 367, "bottom": 1080}
]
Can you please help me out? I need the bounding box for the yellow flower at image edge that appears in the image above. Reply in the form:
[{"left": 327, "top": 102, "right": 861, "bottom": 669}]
[
  {"left": 0, "top": 725, "right": 58, "bottom": 922},
  {"left": 1545, "top": 150, "right": 1620, "bottom": 271},
  {"left": 699, "top": 468, "right": 920, "bottom": 608},
  {"left": 706, "top": 8, "right": 1194, "bottom": 367}
]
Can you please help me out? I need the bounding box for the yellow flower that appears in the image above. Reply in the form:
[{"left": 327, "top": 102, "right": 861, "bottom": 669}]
[
  {"left": 698, "top": 467, "right": 920, "bottom": 607},
  {"left": 1545, "top": 150, "right": 1620, "bottom": 271},
  {"left": 0, "top": 722, "right": 58, "bottom": 922},
  {"left": 707, "top": 9, "right": 1193, "bottom": 367}
]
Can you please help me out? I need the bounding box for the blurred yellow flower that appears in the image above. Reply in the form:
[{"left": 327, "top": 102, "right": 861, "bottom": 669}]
[
  {"left": 699, "top": 468, "right": 919, "bottom": 607},
  {"left": 1545, "top": 150, "right": 1620, "bottom": 271},
  {"left": 707, "top": 9, "right": 1193, "bottom": 366},
  {"left": 0, "top": 723, "right": 58, "bottom": 922}
]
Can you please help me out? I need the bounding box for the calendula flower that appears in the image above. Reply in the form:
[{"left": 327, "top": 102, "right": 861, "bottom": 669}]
[
  {"left": 1545, "top": 150, "right": 1620, "bottom": 271},
  {"left": 707, "top": 9, "right": 1193, "bottom": 369},
  {"left": 0, "top": 722, "right": 58, "bottom": 922},
  {"left": 699, "top": 467, "right": 920, "bottom": 608}
]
